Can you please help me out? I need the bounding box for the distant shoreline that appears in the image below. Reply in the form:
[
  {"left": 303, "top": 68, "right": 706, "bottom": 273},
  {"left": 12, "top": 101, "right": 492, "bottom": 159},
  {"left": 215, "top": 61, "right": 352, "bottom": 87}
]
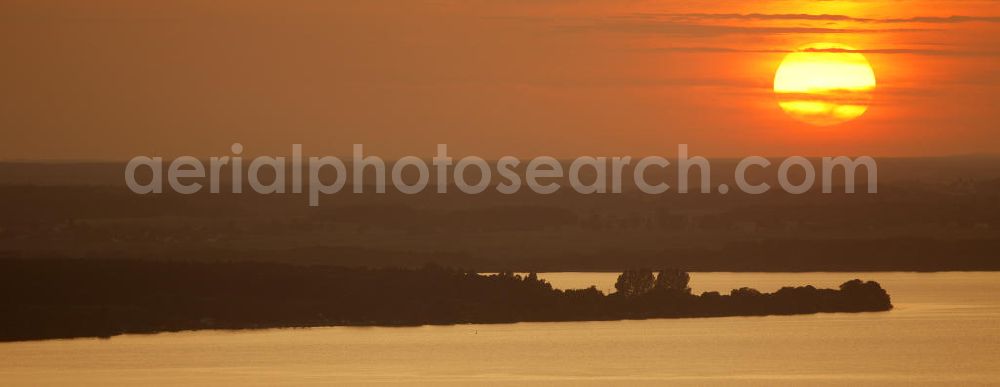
[
  {"left": 2, "top": 164, "right": 999, "bottom": 273},
  {"left": 554, "top": 272, "right": 997, "bottom": 274},
  {"left": 0, "top": 259, "right": 892, "bottom": 343}
]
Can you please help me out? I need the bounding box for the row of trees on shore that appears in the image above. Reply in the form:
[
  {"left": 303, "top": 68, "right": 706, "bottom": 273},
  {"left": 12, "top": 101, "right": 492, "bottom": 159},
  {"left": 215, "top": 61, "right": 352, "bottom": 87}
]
[
  {"left": 614, "top": 268, "right": 691, "bottom": 296},
  {"left": 0, "top": 259, "right": 892, "bottom": 342}
]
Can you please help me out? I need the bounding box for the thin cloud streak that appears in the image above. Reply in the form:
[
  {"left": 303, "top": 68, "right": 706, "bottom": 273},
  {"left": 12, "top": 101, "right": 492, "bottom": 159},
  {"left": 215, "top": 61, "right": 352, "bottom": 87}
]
[
  {"left": 799, "top": 47, "right": 1000, "bottom": 57},
  {"left": 641, "top": 46, "right": 1000, "bottom": 57},
  {"left": 646, "top": 13, "right": 1000, "bottom": 24},
  {"left": 562, "top": 21, "right": 926, "bottom": 36}
]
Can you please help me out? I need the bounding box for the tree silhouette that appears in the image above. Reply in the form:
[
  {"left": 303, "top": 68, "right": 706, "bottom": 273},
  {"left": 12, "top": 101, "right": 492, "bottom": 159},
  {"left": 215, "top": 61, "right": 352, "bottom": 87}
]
[
  {"left": 614, "top": 269, "right": 655, "bottom": 297},
  {"left": 730, "top": 287, "right": 762, "bottom": 297},
  {"left": 654, "top": 269, "right": 691, "bottom": 294}
]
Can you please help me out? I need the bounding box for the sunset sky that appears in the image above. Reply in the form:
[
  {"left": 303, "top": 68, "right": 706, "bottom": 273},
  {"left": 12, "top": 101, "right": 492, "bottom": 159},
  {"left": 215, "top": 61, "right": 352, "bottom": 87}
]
[{"left": 1, "top": 0, "right": 997, "bottom": 160}]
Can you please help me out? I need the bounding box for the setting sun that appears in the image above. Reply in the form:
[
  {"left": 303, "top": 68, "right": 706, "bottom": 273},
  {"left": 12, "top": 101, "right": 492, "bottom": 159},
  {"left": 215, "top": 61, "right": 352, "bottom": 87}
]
[{"left": 774, "top": 43, "right": 877, "bottom": 126}]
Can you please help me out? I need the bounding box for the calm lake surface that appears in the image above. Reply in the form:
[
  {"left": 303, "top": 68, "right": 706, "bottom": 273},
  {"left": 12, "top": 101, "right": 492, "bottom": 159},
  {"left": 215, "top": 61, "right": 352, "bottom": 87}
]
[{"left": 1, "top": 272, "right": 998, "bottom": 385}]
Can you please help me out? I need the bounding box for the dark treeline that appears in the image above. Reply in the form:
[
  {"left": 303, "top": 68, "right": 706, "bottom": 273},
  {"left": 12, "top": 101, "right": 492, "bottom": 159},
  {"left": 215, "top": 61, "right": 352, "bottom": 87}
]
[
  {"left": 0, "top": 259, "right": 891, "bottom": 342},
  {"left": 1, "top": 174, "right": 999, "bottom": 271}
]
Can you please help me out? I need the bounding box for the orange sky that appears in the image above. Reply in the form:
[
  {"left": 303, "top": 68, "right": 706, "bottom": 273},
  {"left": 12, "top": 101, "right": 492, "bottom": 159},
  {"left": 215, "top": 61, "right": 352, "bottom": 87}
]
[{"left": 1, "top": 0, "right": 997, "bottom": 160}]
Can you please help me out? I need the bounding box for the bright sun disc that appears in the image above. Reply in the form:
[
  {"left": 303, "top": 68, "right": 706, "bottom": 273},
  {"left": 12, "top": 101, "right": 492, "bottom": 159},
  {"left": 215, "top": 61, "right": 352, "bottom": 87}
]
[{"left": 773, "top": 43, "right": 876, "bottom": 126}]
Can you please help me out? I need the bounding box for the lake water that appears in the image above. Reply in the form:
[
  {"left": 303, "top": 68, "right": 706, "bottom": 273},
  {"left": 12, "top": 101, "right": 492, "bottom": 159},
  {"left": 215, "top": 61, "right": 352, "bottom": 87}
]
[{"left": 1, "top": 272, "right": 998, "bottom": 385}]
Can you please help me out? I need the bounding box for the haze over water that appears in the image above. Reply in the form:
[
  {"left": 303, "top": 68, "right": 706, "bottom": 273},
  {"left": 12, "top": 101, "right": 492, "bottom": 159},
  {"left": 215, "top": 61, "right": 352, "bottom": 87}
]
[{"left": 1, "top": 272, "right": 997, "bottom": 385}]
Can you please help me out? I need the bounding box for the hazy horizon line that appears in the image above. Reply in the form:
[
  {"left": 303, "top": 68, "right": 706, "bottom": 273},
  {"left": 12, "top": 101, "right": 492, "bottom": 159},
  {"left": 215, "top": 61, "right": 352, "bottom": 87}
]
[{"left": 3, "top": 153, "right": 1000, "bottom": 164}]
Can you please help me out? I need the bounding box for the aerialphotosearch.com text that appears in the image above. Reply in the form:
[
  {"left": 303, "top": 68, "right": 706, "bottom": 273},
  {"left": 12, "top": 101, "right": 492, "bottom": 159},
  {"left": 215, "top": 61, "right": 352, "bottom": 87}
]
[{"left": 125, "top": 144, "right": 878, "bottom": 206}]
